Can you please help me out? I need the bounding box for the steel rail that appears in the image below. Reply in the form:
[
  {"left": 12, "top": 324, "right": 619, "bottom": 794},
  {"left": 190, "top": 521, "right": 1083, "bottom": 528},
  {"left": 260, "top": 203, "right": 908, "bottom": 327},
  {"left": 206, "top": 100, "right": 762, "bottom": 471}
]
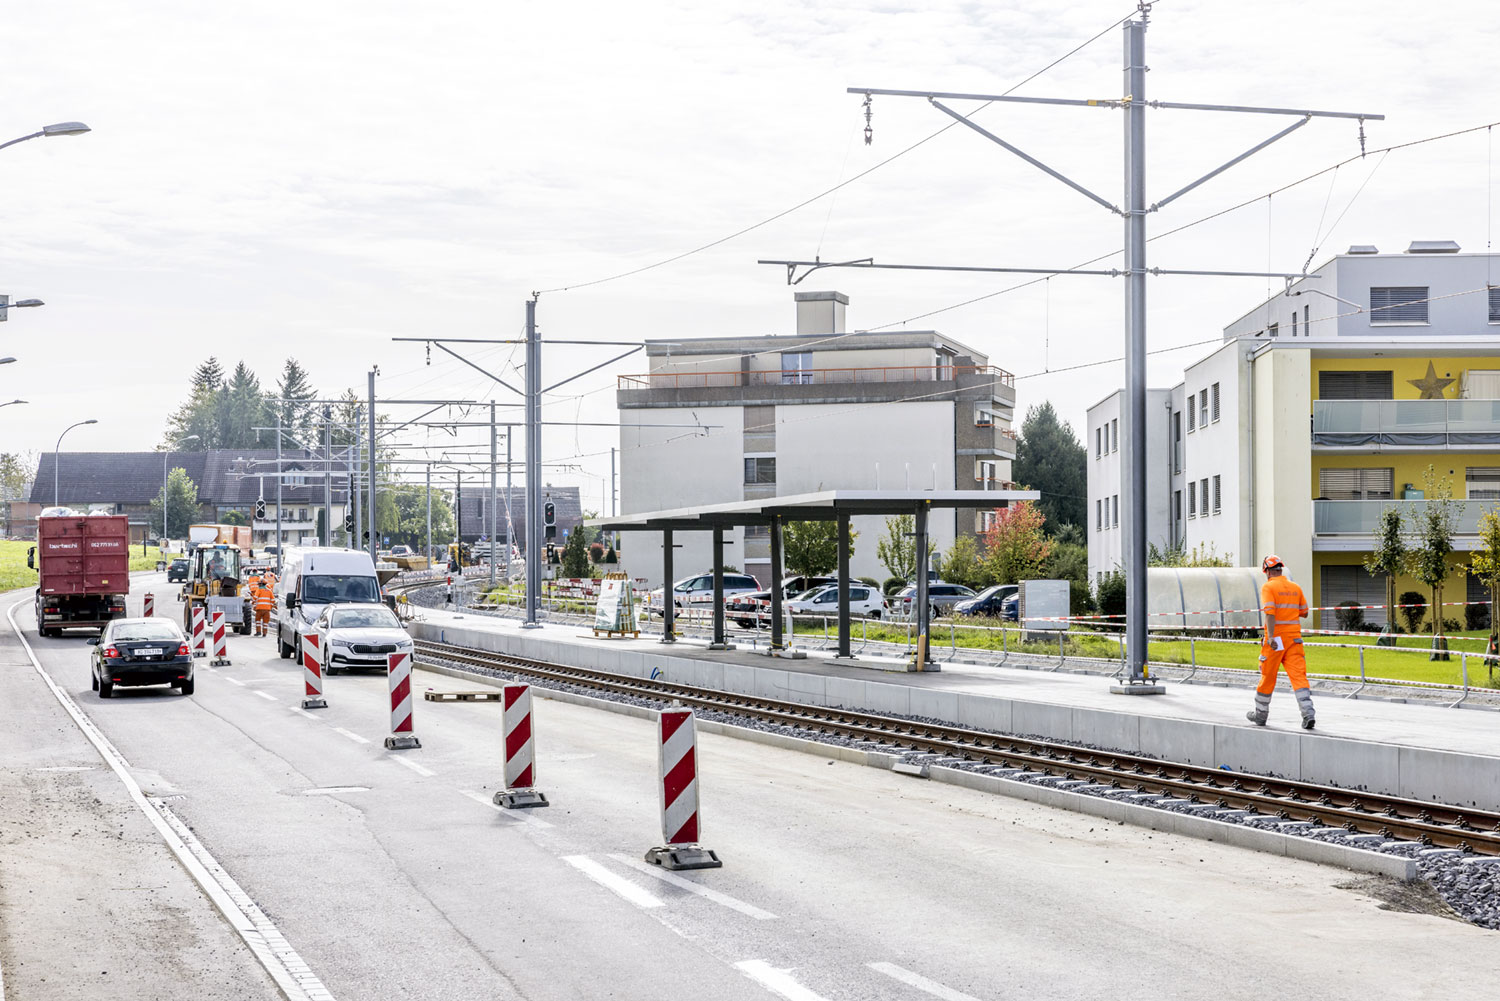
[{"left": 413, "top": 639, "right": 1500, "bottom": 855}]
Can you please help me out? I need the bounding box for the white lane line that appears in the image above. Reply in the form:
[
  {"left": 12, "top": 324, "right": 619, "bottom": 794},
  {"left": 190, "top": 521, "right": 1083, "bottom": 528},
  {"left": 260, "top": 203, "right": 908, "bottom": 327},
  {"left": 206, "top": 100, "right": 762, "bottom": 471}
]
[
  {"left": 302, "top": 786, "right": 370, "bottom": 796},
  {"left": 334, "top": 727, "right": 370, "bottom": 745},
  {"left": 253, "top": 691, "right": 278, "bottom": 701},
  {"left": 733, "top": 960, "right": 830, "bottom": 1001},
  {"left": 562, "top": 855, "right": 664, "bottom": 909},
  {"left": 5, "top": 600, "right": 336, "bottom": 1001},
  {"left": 225, "top": 677, "right": 247, "bottom": 687},
  {"left": 607, "top": 854, "right": 777, "bottom": 920},
  {"left": 35, "top": 765, "right": 95, "bottom": 772},
  {"left": 390, "top": 755, "right": 435, "bottom": 777},
  {"left": 288, "top": 706, "right": 318, "bottom": 720},
  {"left": 868, "top": 963, "right": 984, "bottom": 1001},
  {"left": 458, "top": 789, "right": 553, "bottom": 828}
]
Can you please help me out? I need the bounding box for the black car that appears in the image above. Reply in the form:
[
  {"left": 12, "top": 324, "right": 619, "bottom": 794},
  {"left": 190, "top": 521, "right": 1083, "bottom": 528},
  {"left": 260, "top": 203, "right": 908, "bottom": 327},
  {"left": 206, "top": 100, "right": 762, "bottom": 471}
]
[
  {"left": 953, "top": 584, "right": 1018, "bottom": 617},
  {"left": 90, "top": 618, "right": 194, "bottom": 698},
  {"left": 166, "top": 558, "right": 189, "bottom": 582}
]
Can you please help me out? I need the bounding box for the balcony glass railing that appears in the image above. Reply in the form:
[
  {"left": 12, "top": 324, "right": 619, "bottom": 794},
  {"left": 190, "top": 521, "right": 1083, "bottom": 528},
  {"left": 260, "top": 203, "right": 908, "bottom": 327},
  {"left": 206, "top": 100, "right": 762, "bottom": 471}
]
[
  {"left": 1312, "top": 499, "right": 1496, "bottom": 535},
  {"left": 619, "top": 364, "right": 1016, "bottom": 391},
  {"left": 1312, "top": 399, "right": 1500, "bottom": 444}
]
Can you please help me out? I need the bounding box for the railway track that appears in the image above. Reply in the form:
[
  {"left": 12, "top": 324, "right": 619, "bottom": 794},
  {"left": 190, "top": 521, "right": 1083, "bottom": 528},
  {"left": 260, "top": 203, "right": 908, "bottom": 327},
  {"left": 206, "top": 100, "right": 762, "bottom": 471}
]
[{"left": 413, "top": 637, "right": 1500, "bottom": 856}]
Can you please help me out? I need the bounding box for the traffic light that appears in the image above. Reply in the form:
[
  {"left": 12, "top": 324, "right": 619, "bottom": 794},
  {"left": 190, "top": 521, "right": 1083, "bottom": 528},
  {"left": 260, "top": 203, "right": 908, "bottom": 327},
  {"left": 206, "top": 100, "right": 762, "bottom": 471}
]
[
  {"left": 544, "top": 500, "right": 556, "bottom": 541},
  {"left": 344, "top": 513, "right": 355, "bottom": 534},
  {"left": 254, "top": 498, "right": 267, "bottom": 520}
]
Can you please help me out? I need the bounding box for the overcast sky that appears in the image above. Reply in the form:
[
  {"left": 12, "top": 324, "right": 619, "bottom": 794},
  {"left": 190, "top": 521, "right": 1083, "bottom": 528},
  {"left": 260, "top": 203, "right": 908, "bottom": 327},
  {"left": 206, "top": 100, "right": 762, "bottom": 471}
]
[{"left": 3, "top": 0, "right": 1498, "bottom": 508}]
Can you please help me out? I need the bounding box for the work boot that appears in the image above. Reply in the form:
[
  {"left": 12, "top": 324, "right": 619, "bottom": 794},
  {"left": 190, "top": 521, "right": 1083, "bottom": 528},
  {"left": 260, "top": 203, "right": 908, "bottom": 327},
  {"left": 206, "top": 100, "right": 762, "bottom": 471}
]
[
  {"left": 1245, "top": 709, "right": 1268, "bottom": 726},
  {"left": 1293, "top": 688, "right": 1315, "bottom": 731},
  {"left": 1301, "top": 715, "right": 1316, "bottom": 730}
]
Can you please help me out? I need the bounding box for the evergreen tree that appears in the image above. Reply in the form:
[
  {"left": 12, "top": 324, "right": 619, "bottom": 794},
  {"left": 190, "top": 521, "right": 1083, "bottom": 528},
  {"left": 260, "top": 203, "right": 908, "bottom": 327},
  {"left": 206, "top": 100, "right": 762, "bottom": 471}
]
[
  {"left": 221, "top": 362, "right": 268, "bottom": 448},
  {"left": 561, "top": 527, "right": 591, "bottom": 578},
  {"left": 192, "top": 357, "right": 225, "bottom": 392},
  {"left": 275, "top": 358, "right": 318, "bottom": 434},
  {"left": 1012, "top": 402, "right": 1086, "bottom": 532}
]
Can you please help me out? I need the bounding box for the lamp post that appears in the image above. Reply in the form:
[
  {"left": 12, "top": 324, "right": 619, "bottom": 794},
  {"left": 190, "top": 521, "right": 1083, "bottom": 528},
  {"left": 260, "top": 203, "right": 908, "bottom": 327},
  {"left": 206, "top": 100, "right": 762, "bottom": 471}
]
[
  {"left": 163, "top": 435, "right": 200, "bottom": 548},
  {"left": 0, "top": 296, "right": 45, "bottom": 321},
  {"left": 53, "top": 419, "right": 98, "bottom": 507},
  {"left": 0, "top": 121, "right": 90, "bottom": 153},
  {"left": 0, "top": 399, "right": 26, "bottom": 409}
]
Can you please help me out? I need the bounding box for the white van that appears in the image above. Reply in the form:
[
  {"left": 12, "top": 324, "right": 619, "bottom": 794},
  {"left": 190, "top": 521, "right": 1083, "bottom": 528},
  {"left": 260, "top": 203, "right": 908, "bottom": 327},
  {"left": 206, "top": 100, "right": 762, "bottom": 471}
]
[{"left": 276, "top": 548, "right": 383, "bottom": 659}]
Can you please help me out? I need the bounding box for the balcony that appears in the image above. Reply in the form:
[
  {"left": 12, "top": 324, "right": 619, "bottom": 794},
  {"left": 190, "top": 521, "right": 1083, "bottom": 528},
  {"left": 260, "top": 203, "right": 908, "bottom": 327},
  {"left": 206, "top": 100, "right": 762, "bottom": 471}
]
[
  {"left": 621, "top": 363, "right": 1013, "bottom": 390},
  {"left": 1312, "top": 499, "right": 1497, "bottom": 550},
  {"left": 1312, "top": 399, "right": 1500, "bottom": 449}
]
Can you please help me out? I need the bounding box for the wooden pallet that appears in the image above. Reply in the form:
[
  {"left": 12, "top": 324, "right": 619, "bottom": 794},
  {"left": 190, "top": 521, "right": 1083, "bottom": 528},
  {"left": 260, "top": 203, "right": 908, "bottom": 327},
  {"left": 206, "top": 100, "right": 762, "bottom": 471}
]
[
  {"left": 592, "top": 629, "right": 640, "bottom": 639},
  {"left": 423, "top": 690, "right": 503, "bottom": 702}
]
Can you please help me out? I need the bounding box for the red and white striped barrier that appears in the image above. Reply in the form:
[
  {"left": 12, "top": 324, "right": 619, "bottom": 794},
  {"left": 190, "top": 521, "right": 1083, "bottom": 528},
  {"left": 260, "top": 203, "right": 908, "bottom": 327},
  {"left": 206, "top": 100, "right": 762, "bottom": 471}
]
[
  {"left": 191, "top": 606, "right": 206, "bottom": 658},
  {"left": 143, "top": 593, "right": 154, "bottom": 617},
  {"left": 210, "top": 609, "right": 230, "bottom": 666},
  {"left": 384, "top": 650, "right": 420, "bottom": 749},
  {"left": 492, "top": 684, "right": 548, "bottom": 809},
  {"left": 644, "top": 708, "right": 720, "bottom": 870},
  {"left": 300, "top": 629, "right": 327, "bottom": 709}
]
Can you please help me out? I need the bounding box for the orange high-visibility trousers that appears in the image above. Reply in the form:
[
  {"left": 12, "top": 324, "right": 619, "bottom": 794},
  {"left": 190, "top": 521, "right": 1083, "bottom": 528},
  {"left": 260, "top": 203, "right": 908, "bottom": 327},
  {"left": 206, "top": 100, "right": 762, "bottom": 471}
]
[{"left": 1257, "top": 639, "right": 1309, "bottom": 695}]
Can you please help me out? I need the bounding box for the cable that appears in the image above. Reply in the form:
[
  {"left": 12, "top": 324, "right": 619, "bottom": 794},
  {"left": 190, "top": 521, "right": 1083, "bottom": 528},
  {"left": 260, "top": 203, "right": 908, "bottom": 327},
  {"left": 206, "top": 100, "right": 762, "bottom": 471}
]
[{"left": 532, "top": 6, "right": 1138, "bottom": 295}]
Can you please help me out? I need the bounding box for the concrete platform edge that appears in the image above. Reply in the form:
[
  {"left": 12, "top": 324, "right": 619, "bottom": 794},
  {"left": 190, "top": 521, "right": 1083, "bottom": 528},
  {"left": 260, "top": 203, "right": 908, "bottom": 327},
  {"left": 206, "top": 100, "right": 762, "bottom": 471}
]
[{"left": 411, "top": 659, "right": 1414, "bottom": 881}]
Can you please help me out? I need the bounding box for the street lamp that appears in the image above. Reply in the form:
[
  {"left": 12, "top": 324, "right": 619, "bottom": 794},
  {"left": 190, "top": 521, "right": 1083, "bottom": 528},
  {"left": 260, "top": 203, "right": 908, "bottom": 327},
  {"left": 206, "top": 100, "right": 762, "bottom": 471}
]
[
  {"left": 0, "top": 399, "right": 27, "bottom": 409},
  {"left": 0, "top": 296, "right": 45, "bottom": 321},
  {"left": 163, "top": 435, "right": 200, "bottom": 547},
  {"left": 0, "top": 121, "right": 91, "bottom": 153},
  {"left": 0, "top": 357, "right": 15, "bottom": 365},
  {"left": 54, "top": 419, "right": 98, "bottom": 507}
]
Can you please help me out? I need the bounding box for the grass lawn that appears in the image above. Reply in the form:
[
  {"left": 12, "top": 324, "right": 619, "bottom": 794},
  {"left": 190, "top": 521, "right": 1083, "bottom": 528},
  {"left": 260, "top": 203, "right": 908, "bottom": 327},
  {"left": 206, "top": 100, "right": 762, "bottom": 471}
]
[{"left": 1, "top": 540, "right": 168, "bottom": 593}]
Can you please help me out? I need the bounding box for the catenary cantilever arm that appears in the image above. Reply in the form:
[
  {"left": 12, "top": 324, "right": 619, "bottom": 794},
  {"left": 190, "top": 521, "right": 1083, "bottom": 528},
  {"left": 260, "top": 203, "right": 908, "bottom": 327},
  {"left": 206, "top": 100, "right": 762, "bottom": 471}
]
[{"left": 1152, "top": 116, "right": 1311, "bottom": 211}]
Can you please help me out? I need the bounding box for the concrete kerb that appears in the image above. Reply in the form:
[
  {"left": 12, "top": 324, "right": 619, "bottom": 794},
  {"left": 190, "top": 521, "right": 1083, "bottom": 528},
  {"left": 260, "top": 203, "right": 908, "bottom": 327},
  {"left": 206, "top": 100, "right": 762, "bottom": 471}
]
[{"left": 410, "top": 658, "right": 1416, "bottom": 882}]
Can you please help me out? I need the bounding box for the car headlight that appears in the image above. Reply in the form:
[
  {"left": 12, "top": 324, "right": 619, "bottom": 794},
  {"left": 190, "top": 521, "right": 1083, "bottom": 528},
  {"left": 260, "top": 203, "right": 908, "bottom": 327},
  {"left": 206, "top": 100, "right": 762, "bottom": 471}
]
[{"left": 330, "top": 639, "right": 353, "bottom": 649}]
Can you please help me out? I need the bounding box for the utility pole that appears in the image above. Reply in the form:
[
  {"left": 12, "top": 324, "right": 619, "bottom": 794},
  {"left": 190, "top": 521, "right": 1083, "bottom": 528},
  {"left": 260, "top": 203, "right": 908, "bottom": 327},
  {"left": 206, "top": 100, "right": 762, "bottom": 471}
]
[
  {"left": 489, "top": 400, "right": 498, "bottom": 588},
  {"left": 610, "top": 445, "right": 617, "bottom": 553},
  {"left": 425, "top": 462, "right": 432, "bottom": 568},
  {"left": 367, "top": 369, "right": 377, "bottom": 564},
  {"left": 351, "top": 404, "right": 362, "bottom": 552},
  {"left": 774, "top": 5, "right": 1380, "bottom": 692},
  {"left": 275, "top": 409, "right": 283, "bottom": 572},
  {"left": 523, "top": 297, "right": 541, "bottom": 628},
  {"left": 322, "top": 405, "right": 332, "bottom": 547},
  {"left": 505, "top": 432, "right": 512, "bottom": 582}
]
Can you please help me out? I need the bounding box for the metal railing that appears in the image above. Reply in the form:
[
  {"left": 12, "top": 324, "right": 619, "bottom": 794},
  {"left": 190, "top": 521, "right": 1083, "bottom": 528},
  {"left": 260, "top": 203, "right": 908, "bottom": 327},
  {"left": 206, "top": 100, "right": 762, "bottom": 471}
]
[
  {"left": 618, "top": 363, "right": 1015, "bottom": 391},
  {"left": 1313, "top": 398, "right": 1500, "bottom": 442},
  {"left": 1313, "top": 498, "right": 1495, "bottom": 535}
]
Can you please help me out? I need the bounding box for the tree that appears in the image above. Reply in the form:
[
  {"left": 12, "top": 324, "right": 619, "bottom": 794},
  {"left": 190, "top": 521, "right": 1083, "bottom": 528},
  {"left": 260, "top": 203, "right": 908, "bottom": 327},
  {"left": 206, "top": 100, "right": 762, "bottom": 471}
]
[
  {"left": 1045, "top": 541, "right": 1094, "bottom": 614},
  {"left": 939, "top": 535, "right": 990, "bottom": 590},
  {"left": 1363, "top": 507, "right": 1407, "bottom": 645},
  {"left": 981, "top": 501, "right": 1053, "bottom": 585},
  {"left": 876, "top": 514, "right": 934, "bottom": 582},
  {"left": 0, "top": 451, "right": 36, "bottom": 533},
  {"left": 1096, "top": 571, "right": 1126, "bottom": 625},
  {"left": 372, "top": 483, "right": 455, "bottom": 549},
  {"left": 782, "top": 520, "right": 855, "bottom": 578},
  {"left": 221, "top": 509, "right": 248, "bottom": 526},
  {"left": 1404, "top": 465, "right": 1457, "bottom": 659},
  {"left": 1469, "top": 507, "right": 1500, "bottom": 658},
  {"left": 560, "top": 528, "right": 591, "bottom": 578},
  {"left": 274, "top": 358, "right": 318, "bottom": 434},
  {"left": 1012, "top": 401, "right": 1087, "bottom": 532},
  {"left": 150, "top": 468, "right": 201, "bottom": 539},
  {"left": 1148, "top": 541, "right": 1234, "bottom": 567},
  {"left": 222, "top": 362, "right": 268, "bottom": 448}
]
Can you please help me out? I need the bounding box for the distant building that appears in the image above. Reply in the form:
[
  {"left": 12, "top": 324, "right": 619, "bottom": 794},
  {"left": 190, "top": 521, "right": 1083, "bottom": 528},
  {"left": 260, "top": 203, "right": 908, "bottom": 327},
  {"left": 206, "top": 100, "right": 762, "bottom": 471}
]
[{"left": 616, "top": 290, "right": 1023, "bottom": 587}]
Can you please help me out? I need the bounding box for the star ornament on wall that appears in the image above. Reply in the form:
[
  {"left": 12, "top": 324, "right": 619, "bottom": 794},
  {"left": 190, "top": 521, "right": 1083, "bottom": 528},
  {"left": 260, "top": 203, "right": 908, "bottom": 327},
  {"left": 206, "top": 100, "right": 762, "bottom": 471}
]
[{"left": 1407, "top": 361, "right": 1455, "bottom": 400}]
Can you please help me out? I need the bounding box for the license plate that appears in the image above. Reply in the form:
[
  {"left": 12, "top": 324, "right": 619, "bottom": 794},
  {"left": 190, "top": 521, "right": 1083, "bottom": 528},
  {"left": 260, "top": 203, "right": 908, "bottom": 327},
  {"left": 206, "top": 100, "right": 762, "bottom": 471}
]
[{"left": 138, "top": 647, "right": 164, "bottom": 656}]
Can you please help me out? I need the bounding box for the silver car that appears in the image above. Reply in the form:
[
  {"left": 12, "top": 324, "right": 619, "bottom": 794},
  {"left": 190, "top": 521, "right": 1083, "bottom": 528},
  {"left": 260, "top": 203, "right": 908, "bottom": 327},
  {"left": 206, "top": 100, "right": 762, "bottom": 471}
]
[{"left": 310, "top": 602, "right": 414, "bottom": 673}]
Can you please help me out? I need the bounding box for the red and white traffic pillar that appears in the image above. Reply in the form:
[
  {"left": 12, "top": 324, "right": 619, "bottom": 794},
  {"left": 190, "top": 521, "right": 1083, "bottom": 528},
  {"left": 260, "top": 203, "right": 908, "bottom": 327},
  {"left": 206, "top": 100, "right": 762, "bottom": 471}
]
[
  {"left": 210, "top": 609, "right": 230, "bottom": 666},
  {"left": 492, "top": 683, "right": 548, "bottom": 809},
  {"left": 300, "top": 629, "right": 327, "bottom": 709},
  {"left": 143, "top": 593, "right": 154, "bottom": 618},
  {"left": 384, "top": 650, "right": 420, "bottom": 749},
  {"left": 645, "top": 707, "right": 721, "bottom": 870},
  {"left": 191, "top": 606, "right": 207, "bottom": 658}
]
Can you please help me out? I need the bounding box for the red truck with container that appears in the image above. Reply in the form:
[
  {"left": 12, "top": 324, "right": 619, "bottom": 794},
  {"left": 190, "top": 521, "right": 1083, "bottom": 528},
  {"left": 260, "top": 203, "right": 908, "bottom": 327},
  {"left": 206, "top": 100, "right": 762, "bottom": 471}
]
[{"left": 28, "top": 509, "right": 131, "bottom": 637}]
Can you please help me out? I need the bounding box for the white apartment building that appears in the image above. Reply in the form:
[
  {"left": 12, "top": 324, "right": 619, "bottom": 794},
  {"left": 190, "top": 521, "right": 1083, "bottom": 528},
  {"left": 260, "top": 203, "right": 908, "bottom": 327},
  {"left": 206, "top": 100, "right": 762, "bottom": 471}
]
[
  {"left": 617, "top": 291, "right": 1023, "bottom": 587},
  {"left": 1086, "top": 242, "right": 1500, "bottom": 621}
]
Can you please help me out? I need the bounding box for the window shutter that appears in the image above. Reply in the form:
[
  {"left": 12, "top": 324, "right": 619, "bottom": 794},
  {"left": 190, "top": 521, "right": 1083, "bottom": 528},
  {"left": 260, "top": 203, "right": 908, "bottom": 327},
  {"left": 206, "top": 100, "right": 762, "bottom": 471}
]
[
  {"left": 1319, "top": 370, "right": 1394, "bottom": 400},
  {"left": 1321, "top": 565, "right": 1388, "bottom": 626},
  {"left": 1187, "top": 403, "right": 1196, "bottom": 431},
  {"left": 1211, "top": 383, "right": 1220, "bottom": 422},
  {"left": 1490, "top": 287, "right": 1500, "bottom": 323},
  {"left": 1369, "top": 286, "right": 1429, "bottom": 323},
  {"left": 1467, "top": 467, "right": 1500, "bottom": 500}
]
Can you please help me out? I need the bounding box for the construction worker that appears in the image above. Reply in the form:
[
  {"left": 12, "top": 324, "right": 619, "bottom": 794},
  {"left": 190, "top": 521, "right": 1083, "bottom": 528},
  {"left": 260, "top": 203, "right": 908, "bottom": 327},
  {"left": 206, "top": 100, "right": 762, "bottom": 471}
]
[
  {"left": 1248, "top": 555, "right": 1315, "bottom": 730},
  {"left": 252, "top": 580, "right": 275, "bottom": 637}
]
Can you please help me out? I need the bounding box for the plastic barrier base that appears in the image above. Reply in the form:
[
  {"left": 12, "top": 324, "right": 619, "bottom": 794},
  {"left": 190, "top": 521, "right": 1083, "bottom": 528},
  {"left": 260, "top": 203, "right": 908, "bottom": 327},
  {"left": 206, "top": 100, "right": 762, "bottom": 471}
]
[
  {"left": 645, "top": 845, "right": 722, "bottom": 871},
  {"left": 301, "top": 696, "right": 328, "bottom": 709},
  {"left": 384, "top": 734, "right": 421, "bottom": 750},
  {"left": 493, "top": 789, "right": 549, "bottom": 809},
  {"left": 1110, "top": 681, "right": 1167, "bottom": 695}
]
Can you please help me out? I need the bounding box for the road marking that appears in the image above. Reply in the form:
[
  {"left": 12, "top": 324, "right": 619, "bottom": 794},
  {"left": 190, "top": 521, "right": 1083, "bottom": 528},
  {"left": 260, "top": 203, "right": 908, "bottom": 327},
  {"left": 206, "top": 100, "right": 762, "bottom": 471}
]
[
  {"left": 288, "top": 707, "right": 319, "bottom": 720},
  {"left": 6, "top": 600, "right": 336, "bottom": 1001},
  {"left": 733, "top": 960, "right": 830, "bottom": 1001},
  {"left": 253, "top": 691, "right": 277, "bottom": 701},
  {"left": 225, "top": 677, "right": 247, "bottom": 687},
  {"left": 334, "top": 727, "right": 370, "bottom": 744},
  {"left": 458, "top": 789, "right": 553, "bottom": 828},
  {"left": 562, "top": 855, "right": 664, "bottom": 909},
  {"left": 868, "top": 963, "right": 983, "bottom": 1001},
  {"left": 302, "top": 786, "right": 370, "bottom": 796},
  {"left": 607, "top": 854, "right": 776, "bottom": 920},
  {"left": 35, "top": 765, "right": 95, "bottom": 772},
  {"left": 390, "top": 755, "right": 435, "bottom": 777}
]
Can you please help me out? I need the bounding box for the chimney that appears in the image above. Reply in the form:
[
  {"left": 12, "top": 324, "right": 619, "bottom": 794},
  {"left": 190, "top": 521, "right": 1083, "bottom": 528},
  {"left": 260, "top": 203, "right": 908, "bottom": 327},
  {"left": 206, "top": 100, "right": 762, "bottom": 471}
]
[{"left": 793, "top": 291, "right": 848, "bottom": 335}]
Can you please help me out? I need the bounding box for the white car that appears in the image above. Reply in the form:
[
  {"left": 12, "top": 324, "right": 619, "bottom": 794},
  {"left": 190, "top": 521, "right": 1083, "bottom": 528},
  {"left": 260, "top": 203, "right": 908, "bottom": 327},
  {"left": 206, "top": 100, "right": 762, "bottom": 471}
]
[
  {"left": 784, "top": 584, "right": 887, "bottom": 619},
  {"left": 647, "top": 572, "right": 761, "bottom": 613},
  {"left": 310, "top": 602, "right": 414, "bottom": 673}
]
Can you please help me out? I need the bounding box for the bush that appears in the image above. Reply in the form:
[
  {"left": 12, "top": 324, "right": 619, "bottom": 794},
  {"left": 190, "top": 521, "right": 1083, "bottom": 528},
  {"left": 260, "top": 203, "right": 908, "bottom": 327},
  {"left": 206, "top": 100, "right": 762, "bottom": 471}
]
[
  {"left": 1096, "top": 572, "right": 1126, "bottom": 626},
  {"left": 1335, "top": 601, "right": 1363, "bottom": 632},
  {"left": 589, "top": 542, "right": 605, "bottom": 563},
  {"left": 858, "top": 576, "right": 881, "bottom": 590},
  {"left": 1068, "top": 578, "right": 1095, "bottom": 615},
  {"left": 603, "top": 546, "right": 617, "bottom": 565},
  {"left": 1399, "top": 591, "right": 1427, "bottom": 633},
  {"left": 1443, "top": 617, "right": 1462, "bottom": 633},
  {"left": 1466, "top": 601, "right": 1490, "bottom": 632},
  {"left": 882, "top": 576, "right": 906, "bottom": 596}
]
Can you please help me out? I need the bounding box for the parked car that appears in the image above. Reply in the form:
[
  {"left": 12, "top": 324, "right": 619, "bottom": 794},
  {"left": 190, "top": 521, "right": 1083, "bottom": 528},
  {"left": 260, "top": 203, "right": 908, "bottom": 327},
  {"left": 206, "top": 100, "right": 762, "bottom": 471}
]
[
  {"left": 778, "top": 575, "right": 837, "bottom": 599},
  {"left": 726, "top": 590, "right": 772, "bottom": 629},
  {"left": 90, "top": 617, "right": 193, "bottom": 698},
  {"left": 953, "top": 584, "right": 1017, "bottom": 617},
  {"left": 647, "top": 572, "right": 761, "bottom": 613},
  {"left": 891, "top": 581, "right": 978, "bottom": 621},
  {"left": 166, "top": 558, "right": 190, "bottom": 583},
  {"left": 785, "top": 583, "right": 887, "bottom": 619},
  {"left": 311, "top": 602, "right": 414, "bottom": 673},
  {"left": 1001, "top": 593, "right": 1020, "bottom": 622}
]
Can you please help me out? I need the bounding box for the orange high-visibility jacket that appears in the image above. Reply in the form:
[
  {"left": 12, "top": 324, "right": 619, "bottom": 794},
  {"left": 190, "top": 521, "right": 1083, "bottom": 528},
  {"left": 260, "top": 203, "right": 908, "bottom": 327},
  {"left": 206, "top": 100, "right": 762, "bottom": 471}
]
[
  {"left": 1260, "top": 576, "right": 1308, "bottom": 642},
  {"left": 252, "top": 586, "right": 275, "bottom": 612}
]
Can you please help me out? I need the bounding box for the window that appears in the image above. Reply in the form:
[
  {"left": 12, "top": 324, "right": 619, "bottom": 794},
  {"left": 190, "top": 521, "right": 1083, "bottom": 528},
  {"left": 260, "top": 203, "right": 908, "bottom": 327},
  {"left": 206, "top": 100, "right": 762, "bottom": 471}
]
[
  {"left": 1268, "top": 322, "right": 1279, "bottom": 338},
  {"left": 1172, "top": 412, "right": 1182, "bottom": 472},
  {"left": 1173, "top": 490, "right": 1182, "bottom": 526},
  {"left": 1370, "top": 286, "right": 1429, "bottom": 324},
  {"left": 1096, "top": 499, "right": 1103, "bottom": 531},
  {"left": 1291, "top": 311, "right": 1298, "bottom": 337},
  {"left": 1321, "top": 565, "right": 1388, "bottom": 627},
  {"left": 1304, "top": 304, "right": 1310, "bottom": 334},
  {"left": 780, "top": 351, "right": 813, "bottom": 385},
  {"left": 1096, "top": 427, "right": 1102, "bottom": 458},
  {"left": 1490, "top": 287, "right": 1500, "bottom": 323},
  {"left": 744, "top": 405, "right": 776, "bottom": 452},
  {"left": 1467, "top": 467, "right": 1500, "bottom": 500},
  {"left": 1188, "top": 485, "right": 1197, "bottom": 518},
  {"left": 1110, "top": 418, "right": 1118, "bottom": 453},
  {"left": 744, "top": 524, "right": 770, "bottom": 540},
  {"left": 1187, "top": 401, "right": 1196, "bottom": 432},
  {"left": 1112, "top": 495, "right": 1118, "bottom": 528},
  {"left": 1210, "top": 382, "right": 1221, "bottom": 423},
  {"left": 1199, "top": 389, "right": 1209, "bottom": 428},
  {"left": 934, "top": 348, "right": 957, "bottom": 380},
  {"left": 1318, "top": 467, "right": 1394, "bottom": 500},
  {"left": 1212, "top": 475, "right": 1221, "bottom": 514},
  {"left": 1319, "top": 370, "right": 1394, "bottom": 400},
  {"left": 743, "top": 457, "right": 776, "bottom": 484},
  {"left": 1200, "top": 478, "right": 1209, "bottom": 516}
]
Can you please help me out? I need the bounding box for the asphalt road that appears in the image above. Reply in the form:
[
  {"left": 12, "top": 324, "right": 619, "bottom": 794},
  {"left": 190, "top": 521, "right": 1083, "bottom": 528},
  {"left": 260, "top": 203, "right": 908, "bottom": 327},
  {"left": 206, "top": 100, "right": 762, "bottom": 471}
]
[{"left": 2, "top": 572, "right": 1496, "bottom": 1001}]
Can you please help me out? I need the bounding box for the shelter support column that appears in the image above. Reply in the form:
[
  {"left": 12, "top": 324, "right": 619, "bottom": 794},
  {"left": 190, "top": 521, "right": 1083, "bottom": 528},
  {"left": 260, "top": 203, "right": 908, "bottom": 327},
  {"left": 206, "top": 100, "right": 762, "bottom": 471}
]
[
  {"left": 835, "top": 511, "right": 853, "bottom": 659},
  {"left": 660, "top": 530, "right": 675, "bottom": 644},
  {"left": 912, "top": 502, "right": 935, "bottom": 670},
  {"left": 709, "top": 527, "right": 733, "bottom": 650},
  {"left": 769, "top": 515, "right": 784, "bottom": 650}
]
